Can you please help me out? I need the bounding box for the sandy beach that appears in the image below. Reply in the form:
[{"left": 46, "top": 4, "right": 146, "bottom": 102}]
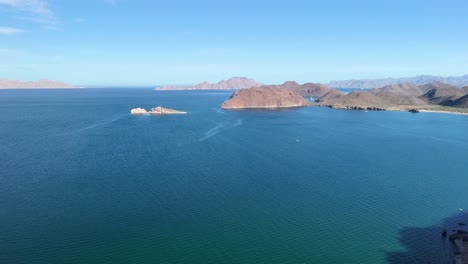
[{"left": 418, "top": 110, "right": 468, "bottom": 116}]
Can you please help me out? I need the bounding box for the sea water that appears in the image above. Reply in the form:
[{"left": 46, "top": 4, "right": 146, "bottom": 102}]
[{"left": 1, "top": 88, "right": 467, "bottom": 264}]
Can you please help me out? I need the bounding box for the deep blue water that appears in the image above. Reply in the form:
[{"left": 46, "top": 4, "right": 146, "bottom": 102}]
[{"left": 1, "top": 88, "right": 468, "bottom": 264}]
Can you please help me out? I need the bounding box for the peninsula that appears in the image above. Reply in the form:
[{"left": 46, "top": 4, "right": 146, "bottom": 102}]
[
  {"left": 130, "top": 106, "right": 187, "bottom": 115},
  {"left": 156, "top": 77, "right": 262, "bottom": 90},
  {"left": 219, "top": 80, "right": 468, "bottom": 114},
  {"left": 0, "top": 78, "right": 75, "bottom": 89},
  {"left": 221, "top": 86, "right": 311, "bottom": 109}
]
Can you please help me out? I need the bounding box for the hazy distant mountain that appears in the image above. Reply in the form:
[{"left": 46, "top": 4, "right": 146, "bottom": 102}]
[
  {"left": 156, "top": 77, "right": 262, "bottom": 90},
  {"left": 327, "top": 74, "right": 468, "bottom": 89},
  {"left": 0, "top": 78, "right": 75, "bottom": 89},
  {"left": 275, "top": 81, "right": 338, "bottom": 98}
]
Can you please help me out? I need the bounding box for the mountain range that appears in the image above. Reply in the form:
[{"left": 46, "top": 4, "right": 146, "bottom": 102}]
[
  {"left": 327, "top": 74, "right": 468, "bottom": 89},
  {"left": 156, "top": 77, "right": 262, "bottom": 90},
  {"left": 0, "top": 79, "right": 75, "bottom": 89}
]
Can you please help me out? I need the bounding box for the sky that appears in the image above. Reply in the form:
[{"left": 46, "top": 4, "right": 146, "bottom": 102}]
[{"left": 0, "top": 0, "right": 467, "bottom": 85}]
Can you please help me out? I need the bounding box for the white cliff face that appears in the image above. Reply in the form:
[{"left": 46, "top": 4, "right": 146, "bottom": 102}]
[{"left": 130, "top": 108, "right": 148, "bottom": 114}]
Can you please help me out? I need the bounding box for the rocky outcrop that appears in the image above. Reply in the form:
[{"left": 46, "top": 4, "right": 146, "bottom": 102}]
[
  {"left": 221, "top": 86, "right": 311, "bottom": 109},
  {"left": 149, "top": 106, "right": 187, "bottom": 114},
  {"left": 130, "top": 108, "right": 148, "bottom": 114},
  {"left": 156, "top": 77, "right": 262, "bottom": 90},
  {"left": 130, "top": 106, "right": 187, "bottom": 115},
  {"left": 0, "top": 78, "right": 75, "bottom": 89}
]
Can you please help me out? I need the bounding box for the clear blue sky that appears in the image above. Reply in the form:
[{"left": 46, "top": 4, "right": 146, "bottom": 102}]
[{"left": 1, "top": 0, "right": 467, "bottom": 85}]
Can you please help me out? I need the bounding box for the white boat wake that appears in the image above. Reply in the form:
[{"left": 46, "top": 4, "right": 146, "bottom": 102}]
[
  {"left": 198, "top": 119, "right": 243, "bottom": 142},
  {"left": 80, "top": 115, "right": 123, "bottom": 131}
]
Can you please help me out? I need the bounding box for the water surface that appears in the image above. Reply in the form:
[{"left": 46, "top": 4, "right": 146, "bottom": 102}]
[{"left": 1, "top": 88, "right": 467, "bottom": 263}]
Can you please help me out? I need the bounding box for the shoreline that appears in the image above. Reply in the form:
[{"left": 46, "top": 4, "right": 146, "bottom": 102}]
[
  {"left": 377, "top": 108, "right": 468, "bottom": 116},
  {"left": 417, "top": 110, "right": 468, "bottom": 116},
  {"left": 387, "top": 106, "right": 468, "bottom": 116},
  {"left": 314, "top": 104, "right": 468, "bottom": 116}
]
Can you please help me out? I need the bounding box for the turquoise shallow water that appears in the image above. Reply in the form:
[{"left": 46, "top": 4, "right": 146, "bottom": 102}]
[{"left": 1, "top": 88, "right": 468, "bottom": 264}]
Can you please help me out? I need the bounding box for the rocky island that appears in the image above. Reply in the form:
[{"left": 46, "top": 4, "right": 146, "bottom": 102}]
[
  {"left": 0, "top": 78, "right": 75, "bottom": 89},
  {"left": 156, "top": 77, "right": 262, "bottom": 90},
  {"left": 221, "top": 86, "right": 311, "bottom": 109},
  {"left": 130, "top": 106, "right": 187, "bottom": 115}
]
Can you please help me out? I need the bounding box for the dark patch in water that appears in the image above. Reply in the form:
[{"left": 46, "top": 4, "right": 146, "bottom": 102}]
[{"left": 386, "top": 212, "right": 468, "bottom": 263}]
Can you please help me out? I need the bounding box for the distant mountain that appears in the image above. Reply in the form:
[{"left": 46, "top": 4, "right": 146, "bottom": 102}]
[
  {"left": 254, "top": 81, "right": 340, "bottom": 98},
  {"left": 275, "top": 81, "right": 339, "bottom": 98},
  {"left": 156, "top": 77, "right": 262, "bottom": 90},
  {"left": 0, "top": 78, "right": 75, "bottom": 89},
  {"left": 327, "top": 74, "right": 468, "bottom": 89}
]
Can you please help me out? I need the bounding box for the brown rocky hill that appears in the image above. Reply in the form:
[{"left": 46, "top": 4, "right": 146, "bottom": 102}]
[
  {"left": 420, "top": 87, "right": 468, "bottom": 104},
  {"left": 288, "top": 82, "right": 337, "bottom": 97},
  {"left": 262, "top": 81, "right": 339, "bottom": 98},
  {"left": 317, "top": 91, "right": 390, "bottom": 110},
  {"left": 372, "top": 91, "right": 426, "bottom": 106},
  {"left": 370, "top": 82, "right": 460, "bottom": 97},
  {"left": 445, "top": 94, "right": 468, "bottom": 108},
  {"left": 0, "top": 78, "right": 75, "bottom": 89},
  {"left": 370, "top": 83, "right": 424, "bottom": 96},
  {"left": 278, "top": 81, "right": 300, "bottom": 90},
  {"left": 221, "top": 86, "right": 310, "bottom": 109},
  {"left": 317, "top": 81, "right": 468, "bottom": 111},
  {"left": 157, "top": 77, "right": 262, "bottom": 90}
]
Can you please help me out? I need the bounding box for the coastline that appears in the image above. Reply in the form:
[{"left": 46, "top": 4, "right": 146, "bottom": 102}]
[
  {"left": 386, "top": 105, "right": 468, "bottom": 116},
  {"left": 313, "top": 104, "right": 468, "bottom": 116},
  {"left": 417, "top": 110, "right": 468, "bottom": 116}
]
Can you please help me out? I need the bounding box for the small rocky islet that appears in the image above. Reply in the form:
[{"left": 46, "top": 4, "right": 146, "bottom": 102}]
[{"left": 130, "top": 106, "right": 187, "bottom": 115}]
